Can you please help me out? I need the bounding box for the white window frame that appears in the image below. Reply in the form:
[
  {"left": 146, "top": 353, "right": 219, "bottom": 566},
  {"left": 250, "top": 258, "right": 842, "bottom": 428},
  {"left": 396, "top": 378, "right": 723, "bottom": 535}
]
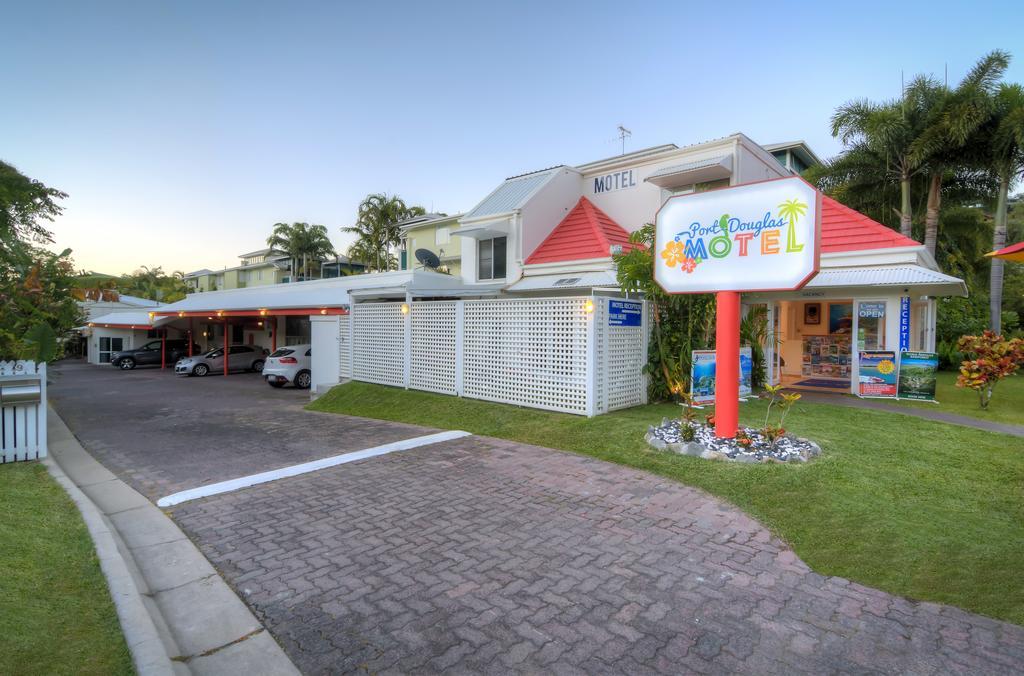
[{"left": 477, "top": 236, "right": 507, "bottom": 281}]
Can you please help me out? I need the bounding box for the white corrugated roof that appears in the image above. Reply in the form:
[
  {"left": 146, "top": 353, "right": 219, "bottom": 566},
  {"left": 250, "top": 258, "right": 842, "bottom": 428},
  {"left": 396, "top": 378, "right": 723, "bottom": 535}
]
[
  {"left": 464, "top": 168, "right": 563, "bottom": 220},
  {"left": 87, "top": 311, "right": 155, "bottom": 327},
  {"left": 807, "top": 265, "right": 967, "bottom": 295},
  {"left": 505, "top": 270, "right": 619, "bottom": 292},
  {"left": 151, "top": 270, "right": 474, "bottom": 317}
]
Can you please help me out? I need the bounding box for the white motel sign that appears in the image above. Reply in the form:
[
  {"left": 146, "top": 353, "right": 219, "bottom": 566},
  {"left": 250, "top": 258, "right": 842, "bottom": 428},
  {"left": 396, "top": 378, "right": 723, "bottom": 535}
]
[{"left": 654, "top": 176, "right": 821, "bottom": 294}]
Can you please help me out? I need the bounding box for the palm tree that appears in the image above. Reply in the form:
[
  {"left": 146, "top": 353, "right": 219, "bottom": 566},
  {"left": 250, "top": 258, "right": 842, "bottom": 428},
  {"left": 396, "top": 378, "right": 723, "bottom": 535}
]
[
  {"left": 267, "top": 222, "right": 335, "bottom": 282},
  {"left": 342, "top": 193, "right": 426, "bottom": 272},
  {"left": 982, "top": 83, "right": 1024, "bottom": 332},
  {"left": 911, "top": 51, "right": 1010, "bottom": 258}
]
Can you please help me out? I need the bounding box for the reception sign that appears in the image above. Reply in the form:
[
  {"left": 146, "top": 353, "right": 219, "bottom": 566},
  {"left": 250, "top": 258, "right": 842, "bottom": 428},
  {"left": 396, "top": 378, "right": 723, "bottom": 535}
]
[
  {"left": 897, "top": 351, "right": 939, "bottom": 401},
  {"left": 654, "top": 176, "right": 821, "bottom": 294},
  {"left": 858, "top": 350, "right": 897, "bottom": 398},
  {"left": 690, "top": 347, "right": 752, "bottom": 404}
]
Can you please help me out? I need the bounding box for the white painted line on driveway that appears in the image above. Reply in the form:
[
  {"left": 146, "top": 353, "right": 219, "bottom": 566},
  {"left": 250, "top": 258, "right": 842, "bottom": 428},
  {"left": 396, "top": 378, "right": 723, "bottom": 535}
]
[{"left": 156, "top": 430, "right": 471, "bottom": 507}]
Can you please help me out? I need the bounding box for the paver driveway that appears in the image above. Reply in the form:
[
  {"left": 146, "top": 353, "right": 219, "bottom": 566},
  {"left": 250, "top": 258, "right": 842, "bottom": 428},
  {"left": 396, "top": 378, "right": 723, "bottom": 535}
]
[{"left": 51, "top": 361, "right": 1024, "bottom": 674}]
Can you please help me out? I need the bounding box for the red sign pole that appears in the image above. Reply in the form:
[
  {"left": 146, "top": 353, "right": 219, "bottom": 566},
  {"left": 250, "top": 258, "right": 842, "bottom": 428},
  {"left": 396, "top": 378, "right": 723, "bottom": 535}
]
[{"left": 714, "top": 291, "right": 741, "bottom": 438}]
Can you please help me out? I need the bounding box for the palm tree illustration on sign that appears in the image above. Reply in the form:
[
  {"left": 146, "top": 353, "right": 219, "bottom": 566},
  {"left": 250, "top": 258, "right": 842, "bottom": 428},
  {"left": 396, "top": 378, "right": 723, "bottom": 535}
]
[{"left": 777, "top": 199, "right": 808, "bottom": 252}]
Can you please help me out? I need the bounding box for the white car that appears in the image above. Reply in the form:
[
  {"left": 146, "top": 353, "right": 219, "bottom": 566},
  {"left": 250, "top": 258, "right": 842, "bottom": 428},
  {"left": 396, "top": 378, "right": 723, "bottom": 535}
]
[{"left": 263, "top": 344, "right": 312, "bottom": 389}]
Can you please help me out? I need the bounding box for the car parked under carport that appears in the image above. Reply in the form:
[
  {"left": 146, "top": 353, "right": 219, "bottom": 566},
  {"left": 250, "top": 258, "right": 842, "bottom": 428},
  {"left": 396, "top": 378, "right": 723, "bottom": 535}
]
[{"left": 175, "top": 345, "right": 266, "bottom": 376}]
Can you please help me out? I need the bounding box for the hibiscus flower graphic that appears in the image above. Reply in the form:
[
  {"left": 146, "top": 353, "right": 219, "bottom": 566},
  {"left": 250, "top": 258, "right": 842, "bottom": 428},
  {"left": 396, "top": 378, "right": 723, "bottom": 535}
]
[
  {"left": 680, "top": 257, "right": 698, "bottom": 274},
  {"left": 660, "top": 241, "right": 686, "bottom": 267}
]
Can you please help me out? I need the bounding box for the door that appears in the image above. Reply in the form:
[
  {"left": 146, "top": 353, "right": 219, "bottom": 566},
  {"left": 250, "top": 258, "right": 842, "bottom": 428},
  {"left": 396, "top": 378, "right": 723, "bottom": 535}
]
[{"left": 98, "top": 337, "right": 123, "bottom": 363}]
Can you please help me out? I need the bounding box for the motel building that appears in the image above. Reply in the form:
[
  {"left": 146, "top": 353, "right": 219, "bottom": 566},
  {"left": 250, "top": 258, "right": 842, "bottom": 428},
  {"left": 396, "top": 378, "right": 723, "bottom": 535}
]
[{"left": 92, "top": 132, "right": 966, "bottom": 406}]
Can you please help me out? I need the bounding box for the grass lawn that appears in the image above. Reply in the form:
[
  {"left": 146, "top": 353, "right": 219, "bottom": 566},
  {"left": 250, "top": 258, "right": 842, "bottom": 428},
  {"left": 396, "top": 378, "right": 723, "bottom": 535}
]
[
  {"left": 0, "top": 463, "right": 132, "bottom": 676},
  {"left": 311, "top": 381, "right": 1024, "bottom": 625},
  {"left": 888, "top": 370, "right": 1024, "bottom": 426}
]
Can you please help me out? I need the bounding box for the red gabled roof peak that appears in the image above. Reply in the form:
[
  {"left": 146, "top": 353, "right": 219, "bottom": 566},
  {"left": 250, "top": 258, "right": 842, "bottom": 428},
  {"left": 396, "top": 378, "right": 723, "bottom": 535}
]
[
  {"left": 526, "top": 197, "right": 637, "bottom": 265},
  {"left": 820, "top": 196, "right": 920, "bottom": 253}
]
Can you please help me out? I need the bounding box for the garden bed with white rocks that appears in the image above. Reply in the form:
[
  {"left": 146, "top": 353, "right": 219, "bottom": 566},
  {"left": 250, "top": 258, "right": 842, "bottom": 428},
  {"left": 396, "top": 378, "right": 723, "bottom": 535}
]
[{"left": 645, "top": 418, "right": 822, "bottom": 463}]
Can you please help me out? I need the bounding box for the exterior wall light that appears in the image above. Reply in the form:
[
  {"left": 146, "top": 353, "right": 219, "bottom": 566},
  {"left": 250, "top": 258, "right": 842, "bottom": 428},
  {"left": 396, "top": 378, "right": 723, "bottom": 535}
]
[
  {"left": 259, "top": 309, "right": 268, "bottom": 316},
  {"left": 400, "top": 303, "right": 410, "bottom": 315},
  {"left": 584, "top": 299, "right": 595, "bottom": 313},
  {"left": 178, "top": 311, "right": 185, "bottom": 317},
  {"left": 216, "top": 311, "right": 224, "bottom": 317},
  {"left": 320, "top": 309, "right": 328, "bottom": 315}
]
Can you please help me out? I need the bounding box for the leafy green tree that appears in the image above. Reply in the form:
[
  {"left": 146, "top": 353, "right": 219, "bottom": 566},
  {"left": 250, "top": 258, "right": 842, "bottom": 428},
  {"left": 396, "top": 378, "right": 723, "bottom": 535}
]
[
  {"left": 117, "top": 265, "right": 189, "bottom": 302},
  {"left": 0, "top": 160, "right": 80, "bottom": 360},
  {"left": 267, "top": 222, "right": 335, "bottom": 281},
  {"left": 343, "top": 193, "right": 425, "bottom": 272}
]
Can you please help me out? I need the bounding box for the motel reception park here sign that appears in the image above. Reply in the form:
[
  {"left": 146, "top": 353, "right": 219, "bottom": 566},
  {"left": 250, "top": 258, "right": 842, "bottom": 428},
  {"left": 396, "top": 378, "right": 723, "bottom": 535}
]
[{"left": 654, "top": 176, "right": 821, "bottom": 294}]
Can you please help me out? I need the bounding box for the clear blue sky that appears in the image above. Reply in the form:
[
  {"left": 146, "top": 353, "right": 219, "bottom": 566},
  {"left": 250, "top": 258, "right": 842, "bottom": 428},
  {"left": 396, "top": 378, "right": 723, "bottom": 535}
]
[{"left": 3, "top": 0, "right": 1022, "bottom": 274}]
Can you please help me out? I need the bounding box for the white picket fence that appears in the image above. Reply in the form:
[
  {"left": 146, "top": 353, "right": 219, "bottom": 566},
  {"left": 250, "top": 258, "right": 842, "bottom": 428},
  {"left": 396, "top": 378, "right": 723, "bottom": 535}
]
[
  {"left": 341, "top": 296, "right": 648, "bottom": 416},
  {"left": 0, "top": 360, "right": 47, "bottom": 462}
]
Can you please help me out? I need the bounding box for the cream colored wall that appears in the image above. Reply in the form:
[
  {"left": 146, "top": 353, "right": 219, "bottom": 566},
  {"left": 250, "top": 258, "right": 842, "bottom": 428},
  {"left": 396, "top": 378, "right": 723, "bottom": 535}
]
[{"left": 405, "top": 220, "right": 462, "bottom": 275}]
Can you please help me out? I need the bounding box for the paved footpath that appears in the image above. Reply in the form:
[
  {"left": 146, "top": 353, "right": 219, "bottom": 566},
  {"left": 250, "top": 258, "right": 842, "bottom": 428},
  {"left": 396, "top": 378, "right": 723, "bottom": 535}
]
[
  {"left": 799, "top": 392, "right": 1024, "bottom": 438},
  {"left": 171, "top": 436, "right": 1024, "bottom": 675}
]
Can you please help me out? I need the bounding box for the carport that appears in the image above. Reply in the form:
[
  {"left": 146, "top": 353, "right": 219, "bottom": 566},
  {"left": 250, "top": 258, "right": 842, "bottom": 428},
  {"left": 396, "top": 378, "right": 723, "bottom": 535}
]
[{"left": 147, "top": 280, "right": 355, "bottom": 376}]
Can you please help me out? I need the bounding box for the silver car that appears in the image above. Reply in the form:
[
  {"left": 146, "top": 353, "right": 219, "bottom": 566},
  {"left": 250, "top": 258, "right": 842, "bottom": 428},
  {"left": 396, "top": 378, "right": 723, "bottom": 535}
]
[{"left": 174, "top": 345, "right": 267, "bottom": 377}]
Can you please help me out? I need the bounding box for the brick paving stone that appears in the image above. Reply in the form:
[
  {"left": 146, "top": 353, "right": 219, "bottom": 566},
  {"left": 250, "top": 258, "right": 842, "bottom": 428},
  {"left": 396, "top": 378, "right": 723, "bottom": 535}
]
[
  {"left": 51, "top": 362, "right": 1024, "bottom": 674},
  {"left": 166, "top": 435, "right": 1024, "bottom": 675}
]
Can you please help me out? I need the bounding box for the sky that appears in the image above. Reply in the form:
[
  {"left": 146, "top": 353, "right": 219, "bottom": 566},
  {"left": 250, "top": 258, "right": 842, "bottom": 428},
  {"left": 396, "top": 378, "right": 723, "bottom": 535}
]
[{"left": 3, "top": 0, "right": 1023, "bottom": 275}]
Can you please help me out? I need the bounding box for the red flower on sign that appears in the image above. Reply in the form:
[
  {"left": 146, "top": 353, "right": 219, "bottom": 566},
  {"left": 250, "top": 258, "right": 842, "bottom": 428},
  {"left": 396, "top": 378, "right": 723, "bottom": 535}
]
[{"left": 680, "top": 257, "right": 698, "bottom": 274}]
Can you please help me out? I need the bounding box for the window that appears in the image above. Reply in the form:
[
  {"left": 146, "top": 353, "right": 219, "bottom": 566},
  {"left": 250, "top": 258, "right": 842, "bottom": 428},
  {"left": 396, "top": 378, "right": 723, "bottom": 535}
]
[
  {"left": 436, "top": 227, "right": 450, "bottom": 245},
  {"left": 477, "top": 236, "right": 507, "bottom": 281},
  {"left": 232, "top": 325, "right": 243, "bottom": 343}
]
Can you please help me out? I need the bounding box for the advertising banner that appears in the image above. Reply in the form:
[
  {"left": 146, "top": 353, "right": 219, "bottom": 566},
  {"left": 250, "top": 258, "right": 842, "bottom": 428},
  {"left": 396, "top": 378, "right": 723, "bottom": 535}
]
[
  {"left": 654, "top": 176, "right": 821, "bottom": 294},
  {"left": 899, "top": 297, "right": 911, "bottom": 352},
  {"left": 897, "top": 351, "right": 939, "bottom": 401},
  {"left": 608, "top": 300, "right": 642, "bottom": 327},
  {"left": 690, "top": 347, "right": 752, "bottom": 404},
  {"left": 858, "top": 350, "right": 897, "bottom": 398}
]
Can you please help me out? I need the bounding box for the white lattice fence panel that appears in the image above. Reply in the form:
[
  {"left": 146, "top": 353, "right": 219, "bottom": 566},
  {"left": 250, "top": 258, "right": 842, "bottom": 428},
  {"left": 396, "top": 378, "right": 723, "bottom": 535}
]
[
  {"left": 410, "top": 302, "right": 457, "bottom": 395},
  {"left": 0, "top": 360, "right": 47, "bottom": 462},
  {"left": 352, "top": 303, "right": 405, "bottom": 387},
  {"left": 604, "top": 320, "right": 646, "bottom": 411},
  {"left": 463, "top": 298, "right": 589, "bottom": 414},
  {"left": 338, "top": 315, "right": 353, "bottom": 380}
]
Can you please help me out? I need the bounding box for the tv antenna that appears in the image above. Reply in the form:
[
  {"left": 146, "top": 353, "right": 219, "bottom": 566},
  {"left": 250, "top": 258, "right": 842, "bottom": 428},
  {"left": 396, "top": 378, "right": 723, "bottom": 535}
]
[{"left": 617, "top": 125, "right": 632, "bottom": 155}]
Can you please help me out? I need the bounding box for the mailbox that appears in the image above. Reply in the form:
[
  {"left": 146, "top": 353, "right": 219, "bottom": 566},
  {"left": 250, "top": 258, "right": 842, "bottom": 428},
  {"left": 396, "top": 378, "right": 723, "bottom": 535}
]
[{"left": 0, "top": 379, "right": 42, "bottom": 405}]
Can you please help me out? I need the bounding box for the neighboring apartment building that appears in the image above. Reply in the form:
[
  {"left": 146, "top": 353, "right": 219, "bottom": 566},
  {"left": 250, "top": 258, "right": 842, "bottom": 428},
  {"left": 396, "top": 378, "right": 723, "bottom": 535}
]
[
  {"left": 398, "top": 213, "right": 464, "bottom": 276},
  {"left": 184, "top": 248, "right": 293, "bottom": 293}
]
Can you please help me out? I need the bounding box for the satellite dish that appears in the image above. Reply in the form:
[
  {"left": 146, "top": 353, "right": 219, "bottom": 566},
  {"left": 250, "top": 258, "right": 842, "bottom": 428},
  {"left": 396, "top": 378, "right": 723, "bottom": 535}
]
[{"left": 415, "top": 248, "right": 441, "bottom": 269}]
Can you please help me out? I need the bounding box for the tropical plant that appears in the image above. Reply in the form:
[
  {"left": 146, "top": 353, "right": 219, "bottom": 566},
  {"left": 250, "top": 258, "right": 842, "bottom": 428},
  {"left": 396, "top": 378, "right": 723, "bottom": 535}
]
[
  {"left": 740, "top": 305, "right": 771, "bottom": 388},
  {"left": 955, "top": 331, "right": 1024, "bottom": 408},
  {"left": 267, "top": 222, "right": 335, "bottom": 281},
  {"left": 118, "top": 265, "right": 189, "bottom": 302},
  {"left": 760, "top": 384, "right": 801, "bottom": 446},
  {"left": 614, "top": 223, "right": 715, "bottom": 400},
  {"left": 342, "top": 193, "right": 425, "bottom": 272}
]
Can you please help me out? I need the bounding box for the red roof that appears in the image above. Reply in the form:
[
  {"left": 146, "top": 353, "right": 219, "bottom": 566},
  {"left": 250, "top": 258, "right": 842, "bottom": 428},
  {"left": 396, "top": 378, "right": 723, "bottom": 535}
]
[
  {"left": 821, "top": 196, "right": 919, "bottom": 253},
  {"left": 525, "top": 194, "right": 918, "bottom": 265},
  {"left": 526, "top": 197, "right": 637, "bottom": 265}
]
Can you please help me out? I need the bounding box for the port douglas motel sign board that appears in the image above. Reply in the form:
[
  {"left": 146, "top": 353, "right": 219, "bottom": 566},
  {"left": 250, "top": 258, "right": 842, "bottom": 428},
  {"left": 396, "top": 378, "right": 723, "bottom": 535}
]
[{"left": 654, "top": 176, "right": 822, "bottom": 294}]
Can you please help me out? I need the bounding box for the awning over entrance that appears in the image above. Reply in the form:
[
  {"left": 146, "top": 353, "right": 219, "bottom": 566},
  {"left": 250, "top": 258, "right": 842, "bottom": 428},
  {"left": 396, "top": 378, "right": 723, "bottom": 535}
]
[
  {"left": 803, "top": 265, "right": 967, "bottom": 297},
  {"left": 84, "top": 311, "right": 155, "bottom": 329}
]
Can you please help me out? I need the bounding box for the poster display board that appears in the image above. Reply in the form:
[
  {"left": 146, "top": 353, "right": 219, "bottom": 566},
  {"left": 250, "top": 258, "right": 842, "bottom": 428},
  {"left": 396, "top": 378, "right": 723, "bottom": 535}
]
[
  {"left": 897, "top": 351, "right": 939, "bottom": 401},
  {"left": 690, "top": 348, "right": 752, "bottom": 404},
  {"left": 857, "top": 350, "right": 897, "bottom": 398}
]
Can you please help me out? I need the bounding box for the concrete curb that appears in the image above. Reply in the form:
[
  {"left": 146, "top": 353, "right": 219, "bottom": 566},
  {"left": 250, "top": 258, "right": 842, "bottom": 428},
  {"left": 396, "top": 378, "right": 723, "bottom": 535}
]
[
  {"left": 46, "top": 407, "right": 300, "bottom": 676},
  {"left": 44, "top": 453, "right": 177, "bottom": 676}
]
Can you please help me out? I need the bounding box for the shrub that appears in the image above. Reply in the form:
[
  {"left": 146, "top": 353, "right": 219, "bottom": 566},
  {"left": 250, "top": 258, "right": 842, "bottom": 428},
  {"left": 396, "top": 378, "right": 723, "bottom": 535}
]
[{"left": 955, "top": 331, "right": 1024, "bottom": 409}]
